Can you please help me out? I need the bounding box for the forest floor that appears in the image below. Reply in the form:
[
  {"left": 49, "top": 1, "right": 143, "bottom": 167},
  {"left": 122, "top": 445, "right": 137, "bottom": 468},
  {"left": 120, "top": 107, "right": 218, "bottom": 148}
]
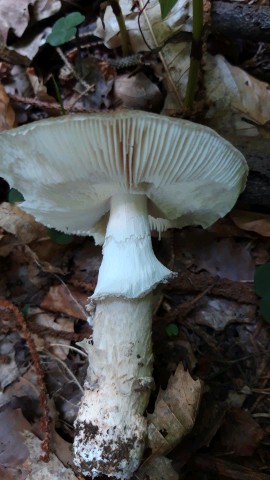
[{"left": 0, "top": 0, "right": 270, "bottom": 479}]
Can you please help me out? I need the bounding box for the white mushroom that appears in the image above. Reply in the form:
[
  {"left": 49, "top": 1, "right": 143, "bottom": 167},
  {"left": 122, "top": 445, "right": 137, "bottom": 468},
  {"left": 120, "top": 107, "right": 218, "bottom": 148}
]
[{"left": 0, "top": 111, "right": 248, "bottom": 479}]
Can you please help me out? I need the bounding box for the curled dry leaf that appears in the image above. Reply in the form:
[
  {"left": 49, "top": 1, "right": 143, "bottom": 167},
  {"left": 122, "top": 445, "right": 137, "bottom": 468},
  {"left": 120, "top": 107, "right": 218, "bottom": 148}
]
[
  {"left": 205, "top": 54, "right": 270, "bottom": 136},
  {"left": 0, "top": 202, "right": 46, "bottom": 243},
  {"left": 40, "top": 284, "right": 88, "bottom": 321},
  {"left": 0, "top": 83, "right": 15, "bottom": 130},
  {"left": 95, "top": 0, "right": 192, "bottom": 113},
  {"left": 27, "top": 67, "right": 56, "bottom": 103},
  {"left": 147, "top": 363, "right": 202, "bottom": 455},
  {"left": 230, "top": 209, "right": 270, "bottom": 237},
  {"left": 114, "top": 72, "right": 163, "bottom": 111}
]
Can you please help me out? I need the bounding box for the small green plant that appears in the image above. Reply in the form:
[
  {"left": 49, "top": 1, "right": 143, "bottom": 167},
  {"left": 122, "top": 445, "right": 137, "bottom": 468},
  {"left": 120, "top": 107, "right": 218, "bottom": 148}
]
[
  {"left": 159, "top": 0, "right": 178, "bottom": 18},
  {"left": 254, "top": 262, "right": 270, "bottom": 323},
  {"left": 47, "top": 227, "right": 73, "bottom": 245},
  {"left": 166, "top": 323, "right": 179, "bottom": 337},
  {"left": 46, "top": 12, "right": 85, "bottom": 46},
  {"left": 8, "top": 188, "right": 24, "bottom": 203}
]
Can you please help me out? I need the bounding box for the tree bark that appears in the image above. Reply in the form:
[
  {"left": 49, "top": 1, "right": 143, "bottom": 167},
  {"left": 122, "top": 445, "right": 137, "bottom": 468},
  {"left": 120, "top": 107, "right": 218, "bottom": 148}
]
[
  {"left": 224, "top": 135, "right": 270, "bottom": 210},
  {"left": 211, "top": 1, "right": 270, "bottom": 42}
]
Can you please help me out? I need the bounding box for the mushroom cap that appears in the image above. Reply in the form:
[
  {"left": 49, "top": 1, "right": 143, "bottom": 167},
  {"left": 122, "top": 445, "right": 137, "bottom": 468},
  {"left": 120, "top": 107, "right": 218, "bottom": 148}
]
[{"left": 0, "top": 111, "right": 247, "bottom": 241}]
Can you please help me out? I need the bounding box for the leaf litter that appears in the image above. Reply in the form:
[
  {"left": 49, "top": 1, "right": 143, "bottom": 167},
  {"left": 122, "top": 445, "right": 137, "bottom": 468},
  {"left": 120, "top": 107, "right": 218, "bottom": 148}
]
[{"left": 0, "top": 0, "right": 270, "bottom": 479}]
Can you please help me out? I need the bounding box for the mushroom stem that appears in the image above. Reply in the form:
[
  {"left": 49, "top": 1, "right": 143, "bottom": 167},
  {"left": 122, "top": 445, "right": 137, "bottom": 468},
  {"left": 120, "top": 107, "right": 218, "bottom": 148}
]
[
  {"left": 74, "top": 296, "right": 153, "bottom": 479},
  {"left": 73, "top": 193, "right": 174, "bottom": 478}
]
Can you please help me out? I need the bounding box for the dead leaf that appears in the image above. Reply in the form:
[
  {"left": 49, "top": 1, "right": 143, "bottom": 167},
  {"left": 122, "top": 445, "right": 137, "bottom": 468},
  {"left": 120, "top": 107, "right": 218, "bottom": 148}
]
[
  {"left": 220, "top": 409, "right": 265, "bottom": 456},
  {"left": 230, "top": 209, "right": 270, "bottom": 237},
  {"left": 205, "top": 54, "right": 270, "bottom": 136},
  {"left": 0, "top": 333, "right": 22, "bottom": 389},
  {"left": 41, "top": 284, "right": 88, "bottom": 321},
  {"left": 27, "top": 307, "right": 74, "bottom": 359},
  {"left": 195, "top": 297, "right": 256, "bottom": 331},
  {"left": 0, "top": 409, "right": 32, "bottom": 480},
  {"left": 175, "top": 229, "right": 255, "bottom": 282},
  {"left": 0, "top": 0, "right": 60, "bottom": 43},
  {"left": 114, "top": 72, "right": 163, "bottom": 111},
  {"left": 0, "top": 203, "right": 46, "bottom": 243},
  {"left": 24, "top": 430, "right": 78, "bottom": 480},
  {"left": 0, "top": 45, "right": 30, "bottom": 65},
  {"left": 147, "top": 363, "right": 202, "bottom": 455},
  {"left": 139, "top": 455, "right": 179, "bottom": 480},
  {"left": 95, "top": 0, "right": 193, "bottom": 113},
  {"left": 0, "top": 82, "right": 15, "bottom": 130},
  {"left": 27, "top": 67, "right": 56, "bottom": 103}
]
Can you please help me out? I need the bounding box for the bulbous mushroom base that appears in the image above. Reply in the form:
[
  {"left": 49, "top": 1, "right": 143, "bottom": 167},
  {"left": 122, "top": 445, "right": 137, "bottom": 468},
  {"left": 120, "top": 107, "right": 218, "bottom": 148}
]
[
  {"left": 73, "top": 296, "right": 154, "bottom": 479},
  {"left": 74, "top": 402, "right": 146, "bottom": 479}
]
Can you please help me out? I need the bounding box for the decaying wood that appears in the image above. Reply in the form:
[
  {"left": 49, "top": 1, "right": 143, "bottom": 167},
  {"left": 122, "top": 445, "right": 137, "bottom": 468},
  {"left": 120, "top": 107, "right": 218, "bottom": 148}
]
[
  {"left": 225, "top": 135, "right": 270, "bottom": 210},
  {"left": 166, "top": 270, "right": 257, "bottom": 305},
  {"left": 211, "top": 1, "right": 270, "bottom": 42}
]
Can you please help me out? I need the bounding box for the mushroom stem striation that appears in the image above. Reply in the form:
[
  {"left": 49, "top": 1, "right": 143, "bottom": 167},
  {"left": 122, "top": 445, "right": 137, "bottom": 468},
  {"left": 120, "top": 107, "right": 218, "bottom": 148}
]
[{"left": 73, "top": 193, "right": 174, "bottom": 478}]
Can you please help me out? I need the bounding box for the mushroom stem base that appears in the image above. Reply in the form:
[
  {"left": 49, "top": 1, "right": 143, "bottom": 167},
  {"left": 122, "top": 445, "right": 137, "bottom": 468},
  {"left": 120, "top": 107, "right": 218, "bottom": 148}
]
[{"left": 73, "top": 295, "right": 153, "bottom": 479}]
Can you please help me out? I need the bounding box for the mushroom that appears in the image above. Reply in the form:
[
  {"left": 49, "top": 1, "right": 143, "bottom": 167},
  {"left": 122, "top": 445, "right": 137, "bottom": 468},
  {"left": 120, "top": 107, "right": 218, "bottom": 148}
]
[{"left": 0, "top": 111, "right": 248, "bottom": 479}]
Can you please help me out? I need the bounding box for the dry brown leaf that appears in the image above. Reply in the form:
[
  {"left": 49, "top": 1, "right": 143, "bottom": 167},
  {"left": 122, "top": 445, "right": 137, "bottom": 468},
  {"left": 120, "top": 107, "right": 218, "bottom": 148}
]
[
  {"left": 0, "top": 82, "right": 15, "bottom": 130},
  {"left": 175, "top": 229, "right": 254, "bottom": 281},
  {"left": 114, "top": 73, "right": 163, "bottom": 111},
  {"left": 27, "top": 307, "right": 74, "bottom": 359},
  {"left": 0, "top": 409, "right": 32, "bottom": 480},
  {"left": 147, "top": 363, "right": 202, "bottom": 455},
  {"left": 95, "top": 0, "right": 192, "bottom": 113},
  {"left": 41, "top": 284, "right": 88, "bottom": 321},
  {"left": 27, "top": 67, "right": 56, "bottom": 103},
  {"left": 205, "top": 54, "right": 270, "bottom": 136},
  {"left": 139, "top": 455, "right": 179, "bottom": 480},
  {"left": 0, "top": 203, "right": 46, "bottom": 242},
  {"left": 230, "top": 209, "right": 270, "bottom": 237},
  {"left": 220, "top": 409, "right": 265, "bottom": 456}
]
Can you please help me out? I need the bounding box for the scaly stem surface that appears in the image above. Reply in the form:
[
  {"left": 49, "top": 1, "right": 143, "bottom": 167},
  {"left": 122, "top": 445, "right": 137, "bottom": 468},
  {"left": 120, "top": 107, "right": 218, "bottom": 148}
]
[{"left": 74, "top": 296, "right": 153, "bottom": 478}]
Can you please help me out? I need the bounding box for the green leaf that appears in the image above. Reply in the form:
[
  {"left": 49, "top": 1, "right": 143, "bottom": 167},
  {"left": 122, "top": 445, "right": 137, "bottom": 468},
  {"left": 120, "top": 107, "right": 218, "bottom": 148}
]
[
  {"left": 166, "top": 323, "right": 179, "bottom": 337},
  {"left": 46, "top": 12, "right": 85, "bottom": 46},
  {"left": 259, "top": 296, "right": 270, "bottom": 323},
  {"left": 159, "top": 0, "right": 178, "bottom": 19},
  {"left": 47, "top": 228, "right": 73, "bottom": 245},
  {"left": 8, "top": 188, "right": 24, "bottom": 203},
  {"left": 254, "top": 263, "right": 270, "bottom": 298}
]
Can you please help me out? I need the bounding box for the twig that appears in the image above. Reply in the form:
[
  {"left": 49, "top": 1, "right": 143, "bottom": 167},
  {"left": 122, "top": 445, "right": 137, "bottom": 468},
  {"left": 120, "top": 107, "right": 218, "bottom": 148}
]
[
  {"left": 49, "top": 343, "right": 88, "bottom": 357},
  {"left": 165, "top": 279, "right": 218, "bottom": 321},
  {"left": 56, "top": 47, "right": 95, "bottom": 92},
  {"left": 9, "top": 93, "right": 101, "bottom": 114},
  {"left": 166, "top": 270, "right": 257, "bottom": 305},
  {"left": 41, "top": 351, "right": 84, "bottom": 394}
]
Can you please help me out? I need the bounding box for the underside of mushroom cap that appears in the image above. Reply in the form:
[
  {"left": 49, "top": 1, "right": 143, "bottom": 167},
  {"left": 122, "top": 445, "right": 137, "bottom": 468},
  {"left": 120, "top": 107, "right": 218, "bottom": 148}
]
[{"left": 0, "top": 111, "right": 248, "bottom": 240}]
